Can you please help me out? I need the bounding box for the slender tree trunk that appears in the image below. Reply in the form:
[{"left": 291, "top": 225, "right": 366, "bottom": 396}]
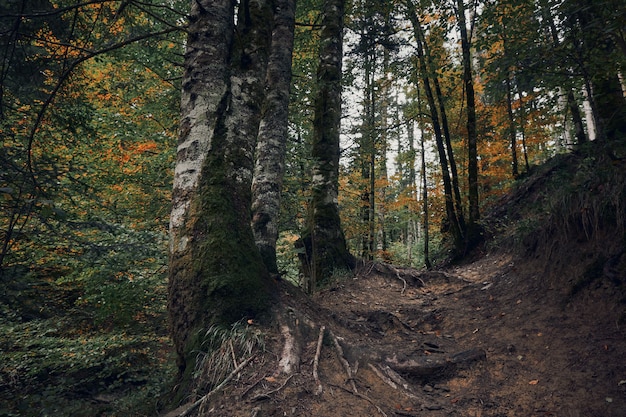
[
  {"left": 432, "top": 66, "right": 466, "bottom": 234},
  {"left": 251, "top": 0, "right": 296, "bottom": 274},
  {"left": 406, "top": 3, "right": 463, "bottom": 250},
  {"left": 456, "top": 0, "right": 480, "bottom": 242},
  {"left": 298, "top": 0, "right": 354, "bottom": 289},
  {"left": 420, "top": 124, "right": 431, "bottom": 269},
  {"left": 168, "top": 0, "right": 274, "bottom": 385},
  {"left": 505, "top": 75, "right": 518, "bottom": 177},
  {"left": 516, "top": 82, "right": 530, "bottom": 172},
  {"left": 360, "top": 44, "right": 374, "bottom": 259},
  {"left": 573, "top": 0, "right": 626, "bottom": 142}
]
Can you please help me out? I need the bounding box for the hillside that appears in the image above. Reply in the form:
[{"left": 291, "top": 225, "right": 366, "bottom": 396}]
[
  {"left": 164, "top": 149, "right": 626, "bottom": 417},
  {"left": 1, "top": 149, "right": 625, "bottom": 417}
]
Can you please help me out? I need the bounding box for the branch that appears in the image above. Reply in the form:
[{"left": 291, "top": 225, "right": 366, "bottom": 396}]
[
  {"left": 25, "top": 26, "right": 179, "bottom": 193},
  {"left": 250, "top": 373, "right": 297, "bottom": 401}
]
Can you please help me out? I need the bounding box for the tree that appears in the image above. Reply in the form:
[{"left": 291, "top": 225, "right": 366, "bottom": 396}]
[
  {"left": 455, "top": 0, "right": 480, "bottom": 241},
  {"left": 298, "top": 0, "right": 354, "bottom": 290},
  {"left": 167, "top": 0, "right": 275, "bottom": 386},
  {"left": 251, "top": 0, "right": 297, "bottom": 274},
  {"left": 406, "top": 1, "right": 464, "bottom": 252},
  {"left": 561, "top": 0, "right": 626, "bottom": 143}
]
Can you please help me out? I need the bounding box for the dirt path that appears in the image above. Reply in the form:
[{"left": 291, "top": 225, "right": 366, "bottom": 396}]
[{"left": 173, "top": 252, "right": 626, "bottom": 417}]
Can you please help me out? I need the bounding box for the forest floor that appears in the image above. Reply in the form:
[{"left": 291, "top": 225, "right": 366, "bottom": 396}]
[
  {"left": 2, "top": 152, "right": 625, "bottom": 417},
  {"left": 175, "top": 248, "right": 626, "bottom": 417},
  {"left": 166, "top": 152, "right": 626, "bottom": 417}
]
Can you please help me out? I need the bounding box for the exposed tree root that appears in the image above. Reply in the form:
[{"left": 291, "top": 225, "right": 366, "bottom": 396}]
[
  {"left": 165, "top": 280, "right": 488, "bottom": 416},
  {"left": 313, "top": 325, "right": 325, "bottom": 395},
  {"left": 329, "top": 329, "right": 358, "bottom": 393},
  {"left": 385, "top": 348, "right": 486, "bottom": 378},
  {"left": 275, "top": 306, "right": 302, "bottom": 375}
]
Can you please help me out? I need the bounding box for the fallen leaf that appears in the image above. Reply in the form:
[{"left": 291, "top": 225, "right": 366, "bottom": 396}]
[
  {"left": 529, "top": 379, "right": 539, "bottom": 385},
  {"left": 265, "top": 376, "right": 277, "bottom": 383}
]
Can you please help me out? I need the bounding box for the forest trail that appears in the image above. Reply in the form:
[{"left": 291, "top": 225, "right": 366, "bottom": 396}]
[{"left": 182, "top": 249, "right": 626, "bottom": 417}]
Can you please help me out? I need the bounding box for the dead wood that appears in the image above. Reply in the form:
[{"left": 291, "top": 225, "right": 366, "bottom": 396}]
[{"left": 275, "top": 307, "right": 302, "bottom": 375}]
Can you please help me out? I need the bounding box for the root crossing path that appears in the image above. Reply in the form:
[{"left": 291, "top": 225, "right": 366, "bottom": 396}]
[{"left": 168, "top": 253, "right": 626, "bottom": 417}]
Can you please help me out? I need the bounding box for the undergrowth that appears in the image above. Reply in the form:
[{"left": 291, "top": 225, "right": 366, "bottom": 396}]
[
  {"left": 190, "top": 322, "right": 265, "bottom": 401},
  {"left": 0, "top": 265, "right": 175, "bottom": 417}
]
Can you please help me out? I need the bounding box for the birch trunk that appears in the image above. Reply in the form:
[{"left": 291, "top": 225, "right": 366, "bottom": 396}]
[
  {"left": 251, "top": 0, "right": 296, "bottom": 274},
  {"left": 168, "top": 0, "right": 275, "bottom": 383}
]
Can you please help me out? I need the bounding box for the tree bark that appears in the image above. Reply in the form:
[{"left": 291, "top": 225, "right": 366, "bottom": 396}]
[
  {"left": 456, "top": 0, "right": 480, "bottom": 242},
  {"left": 505, "top": 75, "right": 519, "bottom": 177},
  {"left": 251, "top": 0, "right": 297, "bottom": 274},
  {"left": 406, "top": 3, "right": 463, "bottom": 251},
  {"left": 298, "top": 0, "right": 354, "bottom": 289},
  {"left": 168, "top": 0, "right": 275, "bottom": 384}
]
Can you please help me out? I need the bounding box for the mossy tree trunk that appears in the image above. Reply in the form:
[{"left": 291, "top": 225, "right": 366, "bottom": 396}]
[
  {"left": 251, "top": 0, "right": 296, "bottom": 274},
  {"left": 299, "top": 0, "right": 354, "bottom": 290},
  {"left": 168, "top": 0, "right": 275, "bottom": 386}
]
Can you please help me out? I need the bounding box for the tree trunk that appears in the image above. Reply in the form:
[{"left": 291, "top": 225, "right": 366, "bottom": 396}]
[
  {"left": 420, "top": 118, "right": 431, "bottom": 269},
  {"left": 406, "top": 3, "right": 463, "bottom": 251},
  {"left": 168, "top": 0, "right": 275, "bottom": 386},
  {"left": 432, "top": 54, "right": 466, "bottom": 236},
  {"left": 505, "top": 75, "right": 518, "bottom": 177},
  {"left": 456, "top": 0, "right": 480, "bottom": 243},
  {"left": 251, "top": 0, "right": 296, "bottom": 274},
  {"left": 298, "top": 0, "right": 354, "bottom": 289}
]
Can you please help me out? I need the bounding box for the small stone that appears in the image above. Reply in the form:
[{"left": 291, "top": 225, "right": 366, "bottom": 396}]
[{"left": 423, "top": 384, "right": 434, "bottom": 392}]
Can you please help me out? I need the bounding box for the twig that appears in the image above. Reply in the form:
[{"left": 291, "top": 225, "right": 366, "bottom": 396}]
[
  {"left": 313, "top": 326, "right": 325, "bottom": 395},
  {"left": 240, "top": 374, "right": 267, "bottom": 399},
  {"left": 177, "top": 355, "right": 256, "bottom": 417},
  {"left": 328, "top": 330, "right": 357, "bottom": 393},
  {"left": 251, "top": 373, "right": 297, "bottom": 401},
  {"left": 229, "top": 339, "right": 238, "bottom": 369}
]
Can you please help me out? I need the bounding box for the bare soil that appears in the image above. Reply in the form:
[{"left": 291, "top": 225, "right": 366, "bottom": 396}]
[
  {"left": 166, "top": 153, "right": 626, "bottom": 417},
  {"left": 169, "top": 248, "right": 626, "bottom": 417}
]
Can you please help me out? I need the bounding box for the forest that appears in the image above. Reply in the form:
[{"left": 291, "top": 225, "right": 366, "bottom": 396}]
[{"left": 1, "top": 0, "right": 625, "bottom": 415}]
